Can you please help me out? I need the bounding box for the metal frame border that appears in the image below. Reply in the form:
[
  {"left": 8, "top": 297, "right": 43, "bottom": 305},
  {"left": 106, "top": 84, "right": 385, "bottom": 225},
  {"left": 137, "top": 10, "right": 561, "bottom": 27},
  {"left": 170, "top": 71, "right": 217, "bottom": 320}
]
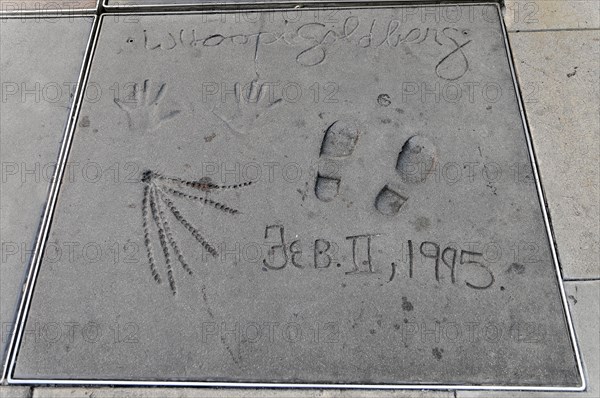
[
  {"left": 5, "top": 2, "right": 587, "bottom": 392},
  {"left": 102, "top": 0, "right": 502, "bottom": 13},
  {"left": 0, "top": 12, "right": 99, "bottom": 382},
  {"left": 0, "top": 0, "right": 99, "bottom": 15}
]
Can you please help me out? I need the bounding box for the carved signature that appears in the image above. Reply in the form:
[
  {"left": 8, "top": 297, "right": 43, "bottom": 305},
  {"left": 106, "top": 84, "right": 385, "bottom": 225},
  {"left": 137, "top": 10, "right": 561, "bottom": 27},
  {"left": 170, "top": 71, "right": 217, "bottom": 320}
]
[{"left": 138, "top": 17, "right": 472, "bottom": 81}]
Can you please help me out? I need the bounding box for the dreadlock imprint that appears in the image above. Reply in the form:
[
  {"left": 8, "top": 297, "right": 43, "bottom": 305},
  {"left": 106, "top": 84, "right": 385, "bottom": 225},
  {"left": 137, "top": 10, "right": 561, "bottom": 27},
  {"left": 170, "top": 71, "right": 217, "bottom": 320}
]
[{"left": 140, "top": 170, "right": 253, "bottom": 295}]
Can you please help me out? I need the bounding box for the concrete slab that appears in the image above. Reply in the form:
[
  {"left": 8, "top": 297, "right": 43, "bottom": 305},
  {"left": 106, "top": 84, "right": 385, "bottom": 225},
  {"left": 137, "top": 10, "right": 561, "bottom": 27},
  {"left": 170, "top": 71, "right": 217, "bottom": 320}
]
[
  {"left": 509, "top": 30, "right": 600, "bottom": 279},
  {"left": 0, "top": 386, "right": 31, "bottom": 398},
  {"left": 504, "top": 0, "right": 600, "bottom": 31},
  {"left": 458, "top": 280, "right": 600, "bottom": 397},
  {"left": 12, "top": 5, "right": 581, "bottom": 388},
  {"left": 0, "top": 1, "right": 97, "bottom": 14},
  {"left": 32, "top": 387, "right": 452, "bottom": 397},
  {"left": 0, "top": 15, "right": 93, "bottom": 376}
]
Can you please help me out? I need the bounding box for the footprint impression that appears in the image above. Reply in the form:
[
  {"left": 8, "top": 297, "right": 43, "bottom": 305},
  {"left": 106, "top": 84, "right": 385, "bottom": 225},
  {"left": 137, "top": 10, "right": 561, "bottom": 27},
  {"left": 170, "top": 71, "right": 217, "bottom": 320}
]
[
  {"left": 375, "top": 135, "right": 438, "bottom": 215},
  {"left": 314, "top": 121, "right": 437, "bottom": 216},
  {"left": 314, "top": 120, "right": 360, "bottom": 202}
]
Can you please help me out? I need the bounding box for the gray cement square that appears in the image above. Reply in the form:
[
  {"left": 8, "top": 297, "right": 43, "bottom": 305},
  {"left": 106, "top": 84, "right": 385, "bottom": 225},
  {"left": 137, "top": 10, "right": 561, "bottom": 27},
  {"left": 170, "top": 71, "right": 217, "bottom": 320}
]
[
  {"left": 0, "top": 15, "right": 94, "bottom": 377},
  {"left": 0, "top": 1, "right": 97, "bottom": 14},
  {"left": 10, "top": 5, "right": 582, "bottom": 388},
  {"left": 0, "top": 386, "right": 31, "bottom": 398},
  {"left": 458, "top": 281, "right": 600, "bottom": 397},
  {"left": 504, "top": 0, "right": 600, "bottom": 31},
  {"left": 509, "top": 30, "right": 600, "bottom": 279}
]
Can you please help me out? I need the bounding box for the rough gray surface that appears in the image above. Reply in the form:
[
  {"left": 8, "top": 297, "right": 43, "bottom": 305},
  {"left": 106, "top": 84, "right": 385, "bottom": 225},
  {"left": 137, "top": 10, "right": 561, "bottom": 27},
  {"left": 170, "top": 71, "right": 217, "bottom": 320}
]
[
  {"left": 0, "top": 386, "right": 31, "bottom": 398},
  {"left": 510, "top": 30, "right": 600, "bottom": 279},
  {"left": 458, "top": 281, "right": 600, "bottom": 397},
  {"left": 504, "top": 0, "right": 600, "bottom": 31},
  {"left": 14, "top": 5, "right": 580, "bottom": 387},
  {"left": 0, "top": 0, "right": 96, "bottom": 12},
  {"left": 0, "top": 16, "right": 93, "bottom": 375}
]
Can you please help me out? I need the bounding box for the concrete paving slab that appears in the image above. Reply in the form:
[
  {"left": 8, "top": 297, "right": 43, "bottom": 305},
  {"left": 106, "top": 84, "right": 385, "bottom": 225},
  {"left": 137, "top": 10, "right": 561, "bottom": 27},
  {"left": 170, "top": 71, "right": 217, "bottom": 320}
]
[
  {"left": 458, "top": 280, "right": 600, "bottom": 397},
  {"left": 0, "top": 386, "right": 31, "bottom": 398},
  {"left": 0, "top": 0, "right": 97, "bottom": 14},
  {"left": 509, "top": 30, "right": 600, "bottom": 279},
  {"left": 0, "top": 15, "right": 93, "bottom": 376},
  {"left": 12, "top": 5, "right": 581, "bottom": 388},
  {"left": 32, "top": 387, "right": 452, "bottom": 397},
  {"left": 504, "top": 0, "right": 600, "bottom": 31}
]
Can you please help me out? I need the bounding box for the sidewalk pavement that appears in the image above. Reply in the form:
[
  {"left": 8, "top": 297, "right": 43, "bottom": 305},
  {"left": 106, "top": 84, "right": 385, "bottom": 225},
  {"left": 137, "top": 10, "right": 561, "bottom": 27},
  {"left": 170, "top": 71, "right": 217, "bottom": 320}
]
[{"left": 1, "top": 1, "right": 598, "bottom": 397}]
